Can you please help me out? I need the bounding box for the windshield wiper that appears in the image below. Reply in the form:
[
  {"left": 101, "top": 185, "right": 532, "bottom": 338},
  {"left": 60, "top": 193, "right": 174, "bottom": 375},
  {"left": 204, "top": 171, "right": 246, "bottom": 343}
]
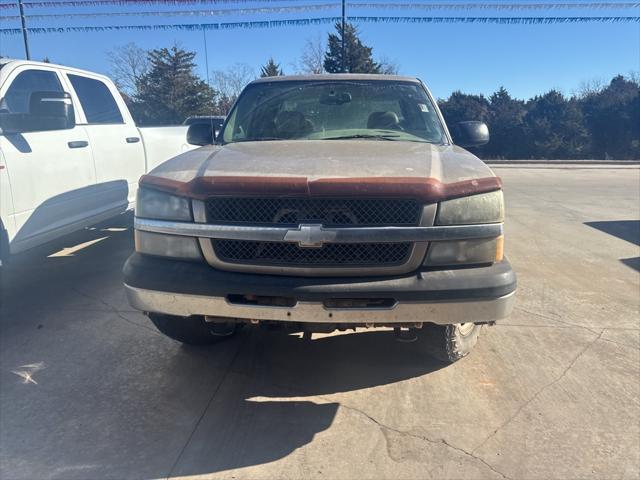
[
  {"left": 322, "top": 133, "right": 400, "bottom": 141},
  {"left": 234, "top": 137, "right": 286, "bottom": 142}
]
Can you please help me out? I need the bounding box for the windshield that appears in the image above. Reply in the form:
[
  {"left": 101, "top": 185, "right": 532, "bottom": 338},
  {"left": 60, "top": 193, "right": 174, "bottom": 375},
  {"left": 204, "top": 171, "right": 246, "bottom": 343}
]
[{"left": 221, "top": 80, "right": 447, "bottom": 144}]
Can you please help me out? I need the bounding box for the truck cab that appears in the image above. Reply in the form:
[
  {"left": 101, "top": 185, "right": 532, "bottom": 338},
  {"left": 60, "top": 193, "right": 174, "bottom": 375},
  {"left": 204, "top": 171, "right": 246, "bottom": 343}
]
[{"left": 0, "top": 59, "right": 192, "bottom": 262}]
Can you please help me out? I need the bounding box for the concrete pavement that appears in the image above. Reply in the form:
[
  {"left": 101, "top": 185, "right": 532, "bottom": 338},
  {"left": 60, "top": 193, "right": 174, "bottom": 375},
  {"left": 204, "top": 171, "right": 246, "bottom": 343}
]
[{"left": 1, "top": 166, "right": 638, "bottom": 480}]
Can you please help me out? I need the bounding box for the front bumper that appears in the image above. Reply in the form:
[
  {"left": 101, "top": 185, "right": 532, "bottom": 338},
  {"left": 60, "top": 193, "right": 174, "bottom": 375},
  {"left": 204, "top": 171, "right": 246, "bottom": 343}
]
[{"left": 123, "top": 254, "right": 516, "bottom": 325}]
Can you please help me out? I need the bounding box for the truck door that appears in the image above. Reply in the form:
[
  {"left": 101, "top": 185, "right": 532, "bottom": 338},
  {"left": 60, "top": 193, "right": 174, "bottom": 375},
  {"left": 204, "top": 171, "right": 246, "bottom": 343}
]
[
  {"left": 0, "top": 67, "right": 96, "bottom": 253},
  {"left": 65, "top": 73, "right": 145, "bottom": 211}
]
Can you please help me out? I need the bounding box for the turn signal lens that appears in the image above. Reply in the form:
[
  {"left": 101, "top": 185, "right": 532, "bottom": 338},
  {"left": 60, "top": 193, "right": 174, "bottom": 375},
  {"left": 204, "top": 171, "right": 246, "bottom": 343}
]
[
  {"left": 424, "top": 237, "right": 502, "bottom": 266},
  {"left": 495, "top": 235, "right": 504, "bottom": 262},
  {"left": 135, "top": 231, "right": 202, "bottom": 260}
]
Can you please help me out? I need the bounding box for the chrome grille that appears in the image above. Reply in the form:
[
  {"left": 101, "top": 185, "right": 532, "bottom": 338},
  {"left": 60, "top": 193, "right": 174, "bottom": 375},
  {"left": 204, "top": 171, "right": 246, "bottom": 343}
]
[
  {"left": 205, "top": 197, "right": 421, "bottom": 227},
  {"left": 213, "top": 240, "right": 412, "bottom": 267}
]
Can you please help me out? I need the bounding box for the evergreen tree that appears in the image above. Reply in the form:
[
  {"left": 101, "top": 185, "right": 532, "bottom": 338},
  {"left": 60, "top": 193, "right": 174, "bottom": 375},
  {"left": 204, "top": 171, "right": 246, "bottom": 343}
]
[
  {"left": 260, "top": 58, "right": 284, "bottom": 78},
  {"left": 133, "top": 46, "right": 216, "bottom": 125},
  {"left": 486, "top": 87, "right": 527, "bottom": 158},
  {"left": 438, "top": 91, "right": 490, "bottom": 125},
  {"left": 324, "top": 22, "right": 381, "bottom": 74},
  {"left": 437, "top": 74, "right": 638, "bottom": 160},
  {"left": 523, "top": 90, "right": 590, "bottom": 159},
  {"left": 580, "top": 75, "right": 640, "bottom": 159}
]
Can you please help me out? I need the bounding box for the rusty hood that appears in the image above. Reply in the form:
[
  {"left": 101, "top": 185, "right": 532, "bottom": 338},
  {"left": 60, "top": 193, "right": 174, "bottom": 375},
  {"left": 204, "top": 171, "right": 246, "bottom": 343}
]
[{"left": 141, "top": 140, "right": 501, "bottom": 202}]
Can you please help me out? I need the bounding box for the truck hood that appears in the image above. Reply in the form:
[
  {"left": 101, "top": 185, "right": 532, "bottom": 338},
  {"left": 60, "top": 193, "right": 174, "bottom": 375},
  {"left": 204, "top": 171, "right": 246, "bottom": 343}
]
[{"left": 143, "top": 140, "right": 500, "bottom": 201}]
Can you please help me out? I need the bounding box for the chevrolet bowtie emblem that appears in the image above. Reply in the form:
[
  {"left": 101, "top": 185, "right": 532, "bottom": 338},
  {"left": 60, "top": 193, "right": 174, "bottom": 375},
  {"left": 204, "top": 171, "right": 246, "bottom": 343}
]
[{"left": 284, "top": 224, "right": 337, "bottom": 248}]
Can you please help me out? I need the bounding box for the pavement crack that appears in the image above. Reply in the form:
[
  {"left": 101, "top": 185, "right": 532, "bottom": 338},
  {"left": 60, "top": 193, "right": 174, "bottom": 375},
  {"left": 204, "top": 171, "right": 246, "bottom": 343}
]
[
  {"left": 508, "top": 311, "right": 638, "bottom": 350},
  {"left": 471, "top": 329, "right": 605, "bottom": 455},
  {"left": 514, "top": 306, "right": 601, "bottom": 335},
  {"left": 596, "top": 330, "right": 640, "bottom": 351},
  {"left": 254, "top": 377, "right": 510, "bottom": 478},
  {"left": 514, "top": 306, "right": 563, "bottom": 322},
  {"left": 334, "top": 402, "right": 511, "bottom": 479}
]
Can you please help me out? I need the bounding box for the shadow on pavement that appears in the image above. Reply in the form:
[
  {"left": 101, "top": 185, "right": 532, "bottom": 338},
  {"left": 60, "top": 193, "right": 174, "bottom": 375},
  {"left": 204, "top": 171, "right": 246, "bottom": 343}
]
[
  {"left": 585, "top": 220, "right": 640, "bottom": 246},
  {"left": 170, "top": 327, "right": 447, "bottom": 477},
  {"left": 1, "top": 212, "right": 447, "bottom": 479},
  {"left": 620, "top": 257, "right": 640, "bottom": 272},
  {"left": 585, "top": 220, "right": 640, "bottom": 272},
  {"left": 0, "top": 211, "right": 134, "bottom": 312}
]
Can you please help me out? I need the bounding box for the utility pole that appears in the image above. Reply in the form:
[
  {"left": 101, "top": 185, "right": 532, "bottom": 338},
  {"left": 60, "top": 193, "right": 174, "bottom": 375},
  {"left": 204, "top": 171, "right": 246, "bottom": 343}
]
[
  {"left": 341, "top": 0, "right": 346, "bottom": 72},
  {"left": 18, "top": 0, "right": 30, "bottom": 60}
]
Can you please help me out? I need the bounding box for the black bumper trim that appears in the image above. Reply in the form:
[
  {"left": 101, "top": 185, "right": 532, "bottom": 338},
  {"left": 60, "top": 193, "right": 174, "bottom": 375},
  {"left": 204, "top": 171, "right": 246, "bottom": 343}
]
[{"left": 123, "top": 253, "right": 517, "bottom": 303}]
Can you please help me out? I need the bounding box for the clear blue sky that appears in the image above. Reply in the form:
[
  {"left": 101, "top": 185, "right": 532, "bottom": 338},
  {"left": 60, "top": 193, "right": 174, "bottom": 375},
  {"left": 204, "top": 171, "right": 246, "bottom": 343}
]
[{"left": 0, "top": 1, "right": 638, "bottom": 99}]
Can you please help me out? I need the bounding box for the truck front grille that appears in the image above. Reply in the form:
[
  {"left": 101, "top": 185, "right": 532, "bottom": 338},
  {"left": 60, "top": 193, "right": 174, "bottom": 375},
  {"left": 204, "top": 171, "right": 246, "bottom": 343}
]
[
  {"left": 206, "top": 197, "right": 421, "bottom": 227},
  {"left": 213, "top": 240, "right": 412, "bottom": 267}
]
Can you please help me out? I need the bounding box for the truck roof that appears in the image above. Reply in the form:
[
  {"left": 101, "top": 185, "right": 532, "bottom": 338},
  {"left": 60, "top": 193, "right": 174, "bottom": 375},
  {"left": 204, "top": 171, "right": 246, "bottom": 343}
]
[
  {"left": 0, "top": 58, "right": 112, "bottom": 83},
  {"left": 250, "top": 73, "right": 421, "bottom": 84}
]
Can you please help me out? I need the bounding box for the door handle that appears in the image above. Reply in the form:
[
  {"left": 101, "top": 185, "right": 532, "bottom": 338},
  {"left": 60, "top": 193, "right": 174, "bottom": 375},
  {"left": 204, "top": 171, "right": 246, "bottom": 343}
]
[
  {"left": 68, "top": 140, "right": 89, "bottom": 149},
  {"left": 126, "top": 137, "right": 140, "bottom": 143}
]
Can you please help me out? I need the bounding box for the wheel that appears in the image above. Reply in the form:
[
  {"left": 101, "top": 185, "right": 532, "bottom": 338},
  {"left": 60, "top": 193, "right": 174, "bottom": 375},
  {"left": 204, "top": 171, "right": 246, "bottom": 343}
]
[
  {"left": 148, "top": 313, "right": 241, "bottom": 345},
  {"left": 417, "top": 322, "right": 482, "bottom": 363}
]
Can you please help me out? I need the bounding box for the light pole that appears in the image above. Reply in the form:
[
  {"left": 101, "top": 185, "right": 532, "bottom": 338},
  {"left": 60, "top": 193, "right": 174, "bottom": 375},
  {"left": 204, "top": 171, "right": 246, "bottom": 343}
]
[
  {"left": 18, "top": 0, "right": 30, "bottom": 60},
  {"left": 341, "top": 0, "right": 346, "bottom": 72}
]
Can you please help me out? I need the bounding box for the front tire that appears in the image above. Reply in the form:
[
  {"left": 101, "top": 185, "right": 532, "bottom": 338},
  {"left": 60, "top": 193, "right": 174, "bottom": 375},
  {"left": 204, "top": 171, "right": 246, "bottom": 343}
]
[
  {"left": 418, "top": 322, "right": 482, "bottom": 363},
  {"left": 148, "top": 313, "right": 241, "bottom": 345}
]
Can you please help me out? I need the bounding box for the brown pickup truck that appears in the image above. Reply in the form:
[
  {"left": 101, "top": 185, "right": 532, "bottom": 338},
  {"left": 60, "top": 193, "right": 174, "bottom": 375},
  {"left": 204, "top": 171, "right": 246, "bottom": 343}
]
[{"left": 123, "top": 74, "right": 516, "bottom": 363}]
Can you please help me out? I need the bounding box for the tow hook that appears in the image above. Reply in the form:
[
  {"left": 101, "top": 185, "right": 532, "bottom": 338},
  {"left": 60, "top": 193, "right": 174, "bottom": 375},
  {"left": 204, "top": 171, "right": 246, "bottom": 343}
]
[
  {"left": 394, "top": 327, "right": 418, "bottom": 343},
  {"left": 204, "top": 317, "right": 238, "bottom": 336}
]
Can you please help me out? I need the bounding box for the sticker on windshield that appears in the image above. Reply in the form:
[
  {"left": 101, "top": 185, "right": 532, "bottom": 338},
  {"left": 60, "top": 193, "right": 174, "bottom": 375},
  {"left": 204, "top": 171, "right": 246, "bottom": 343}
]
[{"left": 418, "top": 103, "right": 429, "bottom": 112}]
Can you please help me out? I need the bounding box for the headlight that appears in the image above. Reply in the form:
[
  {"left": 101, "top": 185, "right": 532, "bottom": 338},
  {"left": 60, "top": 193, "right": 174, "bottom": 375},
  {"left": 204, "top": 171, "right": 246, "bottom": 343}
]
[
  {"left": 135, "top": 187, "right": 200, "bottom": 259},
  {"left": 135, "top": 187, "right": 192, "bottom": 221},
  {"left": 436, "top": 190, "right": 504, "bottom": 225},
  {"left": 424, "top": 190, "right": 504, "bottom": 266}
]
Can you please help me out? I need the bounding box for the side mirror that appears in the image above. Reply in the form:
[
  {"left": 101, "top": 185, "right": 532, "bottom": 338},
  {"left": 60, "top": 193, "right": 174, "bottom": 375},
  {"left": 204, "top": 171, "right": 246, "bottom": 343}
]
[
  {"left": 0, "top": 91, "right": 75, "bottom": 134},
  {"left": 187, "top": 123, "right": 215, "bottom": 146},
  {"left": 450, "top": 121, "right": 489, "bottom": 148}
]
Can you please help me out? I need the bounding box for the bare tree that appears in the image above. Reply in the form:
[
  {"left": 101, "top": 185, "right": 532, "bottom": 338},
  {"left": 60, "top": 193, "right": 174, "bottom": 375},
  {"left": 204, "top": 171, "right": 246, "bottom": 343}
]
[
  {"left": 211, "top": 63, "right": 256, "bottom": 100},
  {"left": 296, "top": 34, "right": 326, "bottom": 74},
  {"left": 575, "top": 77, "right": 606, "bottom": 98},
  {"left": 378, "top": 55, "right": 400, "bottom": 75},
  {"left": 107, "top": 42, "right": 150, "bottom": 96}
]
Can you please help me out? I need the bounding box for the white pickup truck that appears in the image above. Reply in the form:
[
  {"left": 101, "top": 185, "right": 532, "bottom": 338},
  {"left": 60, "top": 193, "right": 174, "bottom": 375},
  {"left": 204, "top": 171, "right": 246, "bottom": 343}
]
[{"left": 0, "top": 59, "right": 195, "bottom": 263}]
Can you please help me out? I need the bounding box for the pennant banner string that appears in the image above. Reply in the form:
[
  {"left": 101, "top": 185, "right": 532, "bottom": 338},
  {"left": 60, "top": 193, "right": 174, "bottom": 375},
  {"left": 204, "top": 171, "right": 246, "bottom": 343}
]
[
  {"left": 3, "top": 0, "right": 300, "bottom": 8},
  {"left": 1, "top": 0, "right": 639, "bottom": 10},
  {"left": 352, "top": 14, "right": 640, "bottom": 23},
  {"left": 350, "top": 2, "right": 640, "bottom": 11},
  {"left": 0, "top": 3, "right": 340, "bottom": 18},
  {"left": 1, "top": 15, "right": 639, "bottom": 34}
]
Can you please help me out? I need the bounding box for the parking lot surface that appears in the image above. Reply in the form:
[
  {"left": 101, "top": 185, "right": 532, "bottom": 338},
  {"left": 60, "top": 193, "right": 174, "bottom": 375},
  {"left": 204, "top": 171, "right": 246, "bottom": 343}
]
[{"left": 1, "top": 166, "right": 639, "bottom": 480}]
